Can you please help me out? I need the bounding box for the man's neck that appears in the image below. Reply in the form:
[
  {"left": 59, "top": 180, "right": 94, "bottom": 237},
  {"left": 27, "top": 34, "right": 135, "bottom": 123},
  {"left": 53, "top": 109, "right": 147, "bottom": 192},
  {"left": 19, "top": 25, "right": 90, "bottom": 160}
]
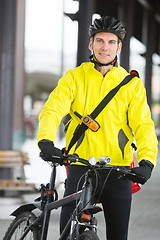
[{"left": 95, "top": 64, "right": 111, "bottom": 76}]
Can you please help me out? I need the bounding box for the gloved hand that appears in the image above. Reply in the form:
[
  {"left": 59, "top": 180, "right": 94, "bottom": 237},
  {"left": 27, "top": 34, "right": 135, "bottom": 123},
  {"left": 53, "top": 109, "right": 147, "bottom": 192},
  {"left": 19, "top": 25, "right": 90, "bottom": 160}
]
[
  {"left": 130, "top": 160, "right": 154, "bottom": 185},
  {"left": 38, "top": 139, "right": 63, "bottom": 164}
]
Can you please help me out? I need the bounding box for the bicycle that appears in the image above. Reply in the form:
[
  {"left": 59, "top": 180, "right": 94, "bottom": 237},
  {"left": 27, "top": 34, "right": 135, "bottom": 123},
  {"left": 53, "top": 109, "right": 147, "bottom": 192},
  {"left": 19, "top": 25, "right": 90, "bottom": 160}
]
[{"left": 3, "top": 153, "right": 144, "bottom": 240}]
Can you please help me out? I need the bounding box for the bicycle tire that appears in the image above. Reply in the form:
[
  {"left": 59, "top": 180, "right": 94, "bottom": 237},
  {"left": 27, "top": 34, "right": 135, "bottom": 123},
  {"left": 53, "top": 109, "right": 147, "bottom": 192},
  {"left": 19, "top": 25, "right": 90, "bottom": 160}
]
[
  {"left": 78, "top": 230, "right": 99, "bottom": 240},
  {"left": 3, "top": 211, "right": 41, "bottom": 240}
]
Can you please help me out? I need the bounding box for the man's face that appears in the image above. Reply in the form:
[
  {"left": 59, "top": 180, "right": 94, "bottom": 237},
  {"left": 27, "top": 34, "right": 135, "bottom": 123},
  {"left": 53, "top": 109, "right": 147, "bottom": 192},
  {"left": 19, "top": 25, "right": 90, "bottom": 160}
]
[{"left": 89, "top": 32, "right": 122, "bottom": 65}]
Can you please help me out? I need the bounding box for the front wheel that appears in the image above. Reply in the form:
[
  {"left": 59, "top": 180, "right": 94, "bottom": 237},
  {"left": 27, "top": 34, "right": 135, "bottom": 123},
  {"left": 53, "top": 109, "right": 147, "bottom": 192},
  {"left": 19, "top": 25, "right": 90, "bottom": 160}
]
[
  {"left": 79, "top": 230, "right": 99, "bottom": 240},
  {"left": 3, "top": 211, "right": 41, "bottom": 240}
]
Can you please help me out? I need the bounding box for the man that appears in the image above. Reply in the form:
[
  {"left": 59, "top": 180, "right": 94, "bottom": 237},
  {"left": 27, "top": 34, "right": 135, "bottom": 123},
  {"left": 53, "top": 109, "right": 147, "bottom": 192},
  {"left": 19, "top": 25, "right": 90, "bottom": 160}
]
[{"left": 38, "top": 16, "right": 158, "bottom": 240}]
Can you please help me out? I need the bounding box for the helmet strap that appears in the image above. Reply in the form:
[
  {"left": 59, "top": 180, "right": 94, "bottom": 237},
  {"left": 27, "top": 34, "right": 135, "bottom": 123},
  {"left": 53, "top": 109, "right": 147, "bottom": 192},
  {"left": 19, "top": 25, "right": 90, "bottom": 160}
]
[{"left": 89, "top": 54, "right": 117, "bottom": 67}]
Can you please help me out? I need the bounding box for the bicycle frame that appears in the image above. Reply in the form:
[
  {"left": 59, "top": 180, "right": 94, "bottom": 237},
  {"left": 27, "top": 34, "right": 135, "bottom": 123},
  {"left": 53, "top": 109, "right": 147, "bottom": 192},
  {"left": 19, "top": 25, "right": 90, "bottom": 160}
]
[
  {"left": 8, "top": 156, "right": 145, "bottom": 240},
  {"left": 10, "top": 164, "right": 100, "bottom": 240}
]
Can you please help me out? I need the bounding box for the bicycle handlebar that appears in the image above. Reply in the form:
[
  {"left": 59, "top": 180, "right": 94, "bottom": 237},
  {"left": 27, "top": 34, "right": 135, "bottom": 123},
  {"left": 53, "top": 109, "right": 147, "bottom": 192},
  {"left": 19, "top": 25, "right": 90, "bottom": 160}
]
[{"left": 39, "top": 152, "right": 145, "bottom": 184}]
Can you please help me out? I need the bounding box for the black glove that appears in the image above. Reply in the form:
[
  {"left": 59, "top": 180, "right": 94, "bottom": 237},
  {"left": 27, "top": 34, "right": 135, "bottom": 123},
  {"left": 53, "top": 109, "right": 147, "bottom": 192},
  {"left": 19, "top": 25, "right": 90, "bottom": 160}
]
[
  {"left": 130, "top": 160, "right": 154, "bottom": 185},
  {"left": 38, "top": 139, "right": 63, "bottom": 164}
]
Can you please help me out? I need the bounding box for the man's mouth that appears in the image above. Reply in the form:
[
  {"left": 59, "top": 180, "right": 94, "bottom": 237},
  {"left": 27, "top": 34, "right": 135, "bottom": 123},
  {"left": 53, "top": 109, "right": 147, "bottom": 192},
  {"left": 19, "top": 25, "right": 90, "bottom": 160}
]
[{"left": 99, "top": 53, "right": 109, "bottom": 57}]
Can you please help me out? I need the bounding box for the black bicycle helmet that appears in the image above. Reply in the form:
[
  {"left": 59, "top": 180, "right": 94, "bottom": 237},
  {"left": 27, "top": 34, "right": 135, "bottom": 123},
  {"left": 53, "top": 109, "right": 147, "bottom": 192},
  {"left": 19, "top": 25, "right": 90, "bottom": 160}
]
[{"left": 89, "top": 16, "right": 126, "bottom": 41}]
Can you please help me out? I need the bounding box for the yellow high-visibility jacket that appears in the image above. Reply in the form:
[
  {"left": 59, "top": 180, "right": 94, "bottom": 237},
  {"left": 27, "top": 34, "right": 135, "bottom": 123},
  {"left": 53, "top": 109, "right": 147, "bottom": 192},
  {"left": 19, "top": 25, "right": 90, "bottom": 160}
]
[{"left": 37, "top": 62, "right": 158, "bottom": 166}]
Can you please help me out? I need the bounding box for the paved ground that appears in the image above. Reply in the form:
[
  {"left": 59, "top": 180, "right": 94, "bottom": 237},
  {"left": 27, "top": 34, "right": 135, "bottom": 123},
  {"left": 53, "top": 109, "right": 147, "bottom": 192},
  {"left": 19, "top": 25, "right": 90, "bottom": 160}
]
[{"left": 0, "top": 144, "right": 160, "bottom": 239}]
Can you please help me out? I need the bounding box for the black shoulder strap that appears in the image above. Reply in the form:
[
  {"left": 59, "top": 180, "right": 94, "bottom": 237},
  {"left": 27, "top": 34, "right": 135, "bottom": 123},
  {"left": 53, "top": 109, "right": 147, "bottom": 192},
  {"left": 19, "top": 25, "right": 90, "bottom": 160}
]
[
  {"left": 67, "top": 74, "right": 135, "bottom": 152},
  {"left": 91, "top": 74, "right": 134, "bottom": 119}
]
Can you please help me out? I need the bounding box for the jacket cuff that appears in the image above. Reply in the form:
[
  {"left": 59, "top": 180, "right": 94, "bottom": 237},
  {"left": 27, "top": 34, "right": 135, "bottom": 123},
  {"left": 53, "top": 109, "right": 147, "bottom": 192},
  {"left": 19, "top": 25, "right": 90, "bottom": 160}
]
[{"left": 139, "top": 160, "right": 154, "bottom": 170}]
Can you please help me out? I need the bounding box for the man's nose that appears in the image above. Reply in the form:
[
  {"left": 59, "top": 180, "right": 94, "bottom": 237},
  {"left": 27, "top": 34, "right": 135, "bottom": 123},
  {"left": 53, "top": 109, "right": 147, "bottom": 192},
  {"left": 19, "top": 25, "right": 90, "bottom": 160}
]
[{"left": 102, "top": 42, "right": 108, "bottom": 50}]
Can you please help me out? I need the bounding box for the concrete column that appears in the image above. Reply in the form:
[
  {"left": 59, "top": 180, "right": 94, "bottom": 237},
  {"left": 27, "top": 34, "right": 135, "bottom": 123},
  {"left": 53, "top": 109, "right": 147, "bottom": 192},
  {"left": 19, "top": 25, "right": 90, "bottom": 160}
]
[
  {"left": 118, "top": 0, "right": 135, "bottom": 71},
  {"left": 77, "top": 0, "right": 95, "bottom": 66},
  {"left": 13, "top": 0, "right": 26, "bottom": 149},
  {"left": 142, "top": 8, "right": 156, "bottom": 107},
  {"left": 0, "top": 0, "right": 16, "bottom": 178}
]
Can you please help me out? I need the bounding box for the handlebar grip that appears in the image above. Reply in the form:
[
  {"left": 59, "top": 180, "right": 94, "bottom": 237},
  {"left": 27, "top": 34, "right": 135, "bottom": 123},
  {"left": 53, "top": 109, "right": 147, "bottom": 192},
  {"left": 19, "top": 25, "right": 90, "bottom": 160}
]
[
  {"left": 40, "top": 152, "right": 45, "bottom": 159},
  {"left": 128, "top": 171, "right": 145, "bottom": 180},
  {"left": 126, "top": 169, "right": 145, "bottom": 184},
  {"left": 39, "top": 151, "right": 62, "bottom": 163}
]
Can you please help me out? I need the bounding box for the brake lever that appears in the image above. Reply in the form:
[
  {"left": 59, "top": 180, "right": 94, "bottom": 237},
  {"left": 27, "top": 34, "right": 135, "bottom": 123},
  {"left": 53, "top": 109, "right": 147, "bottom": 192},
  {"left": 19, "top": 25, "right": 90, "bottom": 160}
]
[{"left": 116, "top": 167, "right": 145, "bottom": 182}]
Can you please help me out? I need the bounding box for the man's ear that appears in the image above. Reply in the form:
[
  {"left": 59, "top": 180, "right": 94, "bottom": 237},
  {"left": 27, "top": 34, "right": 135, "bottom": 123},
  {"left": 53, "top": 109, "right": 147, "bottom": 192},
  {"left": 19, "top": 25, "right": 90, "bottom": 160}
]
[
  {"left": 117, "top": 42, "right": 122, "bottom": 54},
  {"left": 88, "top": 38, "right": 93, "bottom": 51}
]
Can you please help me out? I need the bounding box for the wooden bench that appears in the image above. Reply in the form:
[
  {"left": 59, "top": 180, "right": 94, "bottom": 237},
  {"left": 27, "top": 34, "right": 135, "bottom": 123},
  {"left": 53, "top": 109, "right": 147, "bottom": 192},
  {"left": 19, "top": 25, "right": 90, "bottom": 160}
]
[
  {"left": 0, "top": 179, "right": 35, "bottom": 190},
  {"left": 0, "top": 151, "right": 35, "bottom": 192},
  {"left": 0, "top": 151, "right": 30, "bottom": 168}
]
